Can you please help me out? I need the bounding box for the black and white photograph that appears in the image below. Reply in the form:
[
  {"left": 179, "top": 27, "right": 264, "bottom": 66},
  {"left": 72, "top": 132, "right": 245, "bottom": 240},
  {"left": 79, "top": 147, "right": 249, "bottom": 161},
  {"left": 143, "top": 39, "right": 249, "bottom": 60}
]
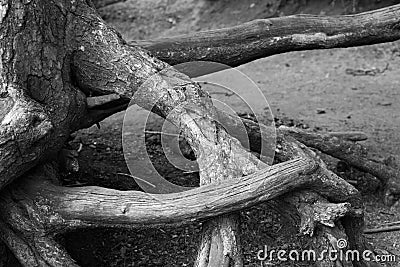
[{"left": 0, "top": 0, "right": 400, "bottom": 266}]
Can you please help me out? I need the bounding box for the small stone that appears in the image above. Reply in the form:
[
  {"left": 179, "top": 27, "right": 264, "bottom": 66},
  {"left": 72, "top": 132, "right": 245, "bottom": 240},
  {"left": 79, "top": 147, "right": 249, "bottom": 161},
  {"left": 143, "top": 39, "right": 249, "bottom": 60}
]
[
  {"left": 316, "top": 108, "right": 326, "bottom": 114},
  {"left": 167, "top": 17, "right": 176, "bottom": 25}
]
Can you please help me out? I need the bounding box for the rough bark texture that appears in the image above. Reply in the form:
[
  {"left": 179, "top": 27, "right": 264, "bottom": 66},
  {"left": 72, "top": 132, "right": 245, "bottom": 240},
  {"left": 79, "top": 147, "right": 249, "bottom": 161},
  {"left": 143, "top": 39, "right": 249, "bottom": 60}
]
[
  {"left": 131, "top": 4, "right": 400, "bottom": 70},
  {"left": 204, "top": 112, "right": 371, "bottom": 267},
  {"left": 280, "top": 126, "right": 400, "bottom": 204},
  {"left": 195, "top": 215, "right": 242, "bottom": 267},
  {"left": 5, "top": 158, "right": 314, "bottom": 229},
  {"left": 0, "top": 0, "right": 88, "bottom": 191},
  {"left": 0, "top": 1, "right": 397, "bottom": 266},
  {"left": 69, "top": 3, "right": 266, "bottom": 265}
]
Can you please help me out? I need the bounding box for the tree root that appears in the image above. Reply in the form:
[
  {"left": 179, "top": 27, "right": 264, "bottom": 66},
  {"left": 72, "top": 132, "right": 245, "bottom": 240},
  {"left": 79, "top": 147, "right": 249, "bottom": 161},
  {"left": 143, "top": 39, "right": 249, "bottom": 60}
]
[
  {"left": 279, "top": 126, "right": 400, "bottom": 205},
  {"left": 1, "top": 1, "right": 398, "bottom": 266},
  {"left": 130, "top": 5, "right": 400, "bottom": 71}
]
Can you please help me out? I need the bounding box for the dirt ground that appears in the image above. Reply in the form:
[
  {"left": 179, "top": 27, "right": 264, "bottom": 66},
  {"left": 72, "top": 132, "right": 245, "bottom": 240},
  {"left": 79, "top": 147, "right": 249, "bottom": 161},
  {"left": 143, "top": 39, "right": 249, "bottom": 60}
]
[{"left": 49, "top": 0, "right": 400, "bottom": 266}]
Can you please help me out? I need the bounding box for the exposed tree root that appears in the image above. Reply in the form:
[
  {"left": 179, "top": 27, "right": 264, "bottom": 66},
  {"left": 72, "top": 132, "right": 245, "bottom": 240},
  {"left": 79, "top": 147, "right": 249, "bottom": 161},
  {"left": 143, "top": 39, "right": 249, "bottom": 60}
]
[
  {"left": 131, "top": 5, "right": 400, "bottom": 72},
  {"left": 280, "top": 126, "right": 400, "bottom": 205},
  {"left": 1, "top": 1, "right": 399, "bottom": 266}
]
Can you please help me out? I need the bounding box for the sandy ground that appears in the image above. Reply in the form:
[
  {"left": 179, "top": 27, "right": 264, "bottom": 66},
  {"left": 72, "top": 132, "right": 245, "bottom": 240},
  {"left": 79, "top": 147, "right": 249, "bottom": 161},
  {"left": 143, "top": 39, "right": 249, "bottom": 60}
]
[{"left": 58, "top": 0, "right": 400, "bottom": 266}]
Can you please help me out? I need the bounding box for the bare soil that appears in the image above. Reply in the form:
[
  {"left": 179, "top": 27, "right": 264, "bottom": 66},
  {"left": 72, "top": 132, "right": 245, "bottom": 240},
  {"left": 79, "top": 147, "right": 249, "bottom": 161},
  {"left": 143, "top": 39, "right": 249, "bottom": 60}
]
[{"left": 49, "top": 0, "right": 400, "bottom": 266}]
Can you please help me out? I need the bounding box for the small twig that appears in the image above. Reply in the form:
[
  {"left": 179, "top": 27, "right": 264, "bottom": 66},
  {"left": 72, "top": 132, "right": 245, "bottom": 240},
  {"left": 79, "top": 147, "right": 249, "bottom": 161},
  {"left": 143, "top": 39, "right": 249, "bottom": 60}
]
[
  {"left": 117, "top": 172, "right": 156, "bottom": 188},
  {"left": 364, "top": 225, "right": 400, "bottom": 234},
  {"left": 380, "top": 221, "right": 400, "bottom": 227},
  {"left": 326, "top": 131, "right": 368, "bottom": 142},
  {"left": 345, "top": 63, "right": 389, "bottom": 76}
]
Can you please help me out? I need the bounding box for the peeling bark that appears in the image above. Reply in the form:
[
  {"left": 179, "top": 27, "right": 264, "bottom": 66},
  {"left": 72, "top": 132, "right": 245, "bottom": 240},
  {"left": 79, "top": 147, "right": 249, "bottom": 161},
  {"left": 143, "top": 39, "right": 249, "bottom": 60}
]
[{"left": 0, "top": 1, "right": 394, "bottom": 266}]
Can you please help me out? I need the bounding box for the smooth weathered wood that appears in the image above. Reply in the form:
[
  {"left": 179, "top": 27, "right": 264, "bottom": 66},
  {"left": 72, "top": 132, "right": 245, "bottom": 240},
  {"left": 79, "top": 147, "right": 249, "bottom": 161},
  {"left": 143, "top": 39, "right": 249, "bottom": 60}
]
[
  {"left": 0, "top": 0, "right": 385, "bottom": 265},
  {"left": 279, "top": 126, "right": 400, "bottom": 204},
  {"left": 11, "top": 158, "right": 313, "bottom": 229},
  {"left": 211, "top": 114, "right": 370, "bottom": 267},
  {"left": 279, "top": 126, "right": 394, "bottom": 183},
  {"left": 1, "top": 137, "right": 361, "bottom": 266},
  {"left": 218, "top": 110, "right": 398, "bottom": 204},
  {"left": 195, "top": 215, "right": 242, "bottom": 267},
  {"left": 70, "top": 4, "right": 267, "bottom": 265},
  {"left": 0, "top": 1, "right": 261, "bottom": 265},
  {"left": 132, "top": 4, "right": 400, "bottom": 69},
  {"left": 287, "top": 191, "right": 351, "bottom": 235},
  {"left": 210, "top": 110, "right": 360, "bottom": 201},
  {"left": 86, "top": 94, "right": 121, "bottom": 109}
]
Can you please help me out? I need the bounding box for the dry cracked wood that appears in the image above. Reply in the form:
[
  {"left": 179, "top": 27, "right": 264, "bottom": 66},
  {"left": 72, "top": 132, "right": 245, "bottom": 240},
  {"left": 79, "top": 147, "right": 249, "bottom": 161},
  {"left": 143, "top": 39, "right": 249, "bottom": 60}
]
[
  {"left": 131, "top": 4, "right": 400, "bottom": 71},
  {"left": 0, "top": 158, "right": 313, "bottom": 230},
  {"left": 0, "top": 0, "right": 90, "bottom": 191},
  {"left": 279, "top": 126, "right": 400, "bottom": 204},
  {"left": 0, "top": 135, "right": 363, "bottom": 266},
  {"left": 1, "top": 1, "right": 397, "bottom": 266},
  {"left": 153, "top": 109, "right": 368, "bottom": 266},
  {"left": 128, "top": 2, "right": 400, "bottom": 204}
]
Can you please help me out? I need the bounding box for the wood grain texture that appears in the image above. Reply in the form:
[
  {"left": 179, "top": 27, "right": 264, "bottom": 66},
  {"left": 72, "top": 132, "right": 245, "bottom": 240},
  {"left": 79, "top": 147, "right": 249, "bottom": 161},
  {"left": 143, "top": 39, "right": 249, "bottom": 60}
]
[
  {"left": 279, "top": 126, "right": 400, "bottom": 205},
  {"left": 131, "top": 4, "right": 400, "bottom": 69},
  {"left": 21, "top": 158, "right": 314, "bottom": 229}
]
